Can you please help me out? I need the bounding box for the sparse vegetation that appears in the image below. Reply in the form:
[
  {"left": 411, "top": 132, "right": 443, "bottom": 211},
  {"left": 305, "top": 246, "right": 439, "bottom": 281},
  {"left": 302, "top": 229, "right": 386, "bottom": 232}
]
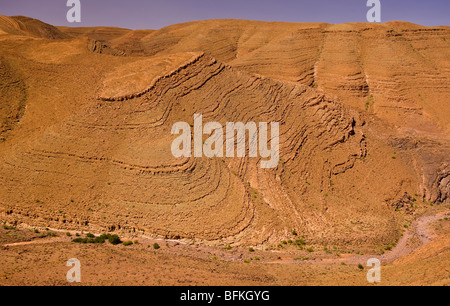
[
  {"left": 365, "top": 94, "right": 375, "bottom": 111},
  {"left": 72, "top": 234, "right": 122, "bottom": 245},
  {"left": 295, "top": 239, "right": 306, "bottom": 246},
  {"left": 108, "top": 235, "right": 122, "bottom": 245}
]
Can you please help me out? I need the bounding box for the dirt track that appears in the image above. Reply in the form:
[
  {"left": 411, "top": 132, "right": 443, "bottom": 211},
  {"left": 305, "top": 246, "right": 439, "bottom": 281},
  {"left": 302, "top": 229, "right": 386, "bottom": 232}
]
[{"left": 3, "top": 210, "right": 448, "bottom": 267}]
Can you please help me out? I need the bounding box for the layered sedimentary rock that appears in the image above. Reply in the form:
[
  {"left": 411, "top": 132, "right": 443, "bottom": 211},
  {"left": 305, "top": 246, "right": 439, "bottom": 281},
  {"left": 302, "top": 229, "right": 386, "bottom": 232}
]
[{"left": 0, "top": 17, "right": 448, "bottom": 249}]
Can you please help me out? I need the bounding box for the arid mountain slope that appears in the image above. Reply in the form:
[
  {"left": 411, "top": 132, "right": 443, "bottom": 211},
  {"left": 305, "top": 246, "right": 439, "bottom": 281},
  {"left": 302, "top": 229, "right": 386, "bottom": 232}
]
[
  {"left": 108, "top": 20, "right": 450, "bottom": 137},
  {"left": 0, "top": 17, "right": 448, "bottom": 252},
  {"left": 0, "top": 15, "right": 69, "bottom": 39},
  {"left": 57, "top": 26, "right": 132, "bottom": 42}
]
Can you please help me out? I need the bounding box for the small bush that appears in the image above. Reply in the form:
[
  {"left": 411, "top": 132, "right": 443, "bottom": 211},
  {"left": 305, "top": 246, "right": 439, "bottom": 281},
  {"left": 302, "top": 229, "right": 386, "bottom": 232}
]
[
  {"left": 358, "top": 264, "right": 364, "bottom": 270},
  {"left": 86, "top": 233, "right": 95, "bottom": 238},
  {"left": 123, "top": 241, "right": 133, "bottom": 246},
  {"left": 108, "top": 235, "right": 122, "bottom": 245},
  {"left": 153, "top": 243, "right": 160, "bottom": 250},
  {"left": 72, "top": 238, "right": 92, "bottom": 244},
  {"left": 295, "top": 239, "right": 306, "bottom": 246},
  {"left": 249, "top": 247, "right": 255, "bottom": 252}
]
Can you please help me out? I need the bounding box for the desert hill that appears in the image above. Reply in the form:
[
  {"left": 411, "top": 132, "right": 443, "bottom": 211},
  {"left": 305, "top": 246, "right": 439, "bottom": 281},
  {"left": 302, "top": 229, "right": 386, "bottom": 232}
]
[
  {"left": 0, "top": 17, "right": 448, "bottom": 254},
  {"left": 0, "top": 15, "right": 69, "bottom": 39},
  {"left": 57, "top": 26, "right": 132, "bottom": 42},
  {"left": 105, "top": 19, "right": 450, "bottom": 137}
]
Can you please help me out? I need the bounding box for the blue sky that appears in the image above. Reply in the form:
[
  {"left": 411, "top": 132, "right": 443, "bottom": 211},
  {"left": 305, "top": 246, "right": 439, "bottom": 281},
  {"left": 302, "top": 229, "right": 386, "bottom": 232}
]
[{"left": 1, "top": 0, "right": 449, "bottom": 29}]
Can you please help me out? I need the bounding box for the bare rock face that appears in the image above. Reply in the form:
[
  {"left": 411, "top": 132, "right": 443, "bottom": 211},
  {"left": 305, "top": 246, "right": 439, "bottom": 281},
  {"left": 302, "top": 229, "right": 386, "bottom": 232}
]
[
  {"left": 388, "top": 192, "right": 415, "bottom": 215},
  {"left": 421, "top": 149, "right": 450, "bottom": 204},
  {"left": 98, "top": 52, "right": 204, "bottom": 100},
  {"left": 87, "top": 39, "right": 126, "bottom": 57},
  {"left": 433, "top": 167, "right": 450, "bottom": 203}
]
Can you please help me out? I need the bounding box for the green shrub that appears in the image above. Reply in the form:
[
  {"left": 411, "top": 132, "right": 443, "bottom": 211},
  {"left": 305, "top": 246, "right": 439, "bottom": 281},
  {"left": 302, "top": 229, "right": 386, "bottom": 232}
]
[
  {"left": 249, "top": 247, "right": 255, "bottom": 252},
  {"left": 72, "top": 238, "right": 89, "bottom": 244},
  {"left": 108, "top": 235, "right": 122, "bottom": 245},
  {"left": 153, "top": 243, "right": 160, "bottom": 250},
  {"left": 295, "top": 239, "right": 306, "bottom": 246},
  {"left": 123, "top": 241, "right": 133, "bottom": 246}
]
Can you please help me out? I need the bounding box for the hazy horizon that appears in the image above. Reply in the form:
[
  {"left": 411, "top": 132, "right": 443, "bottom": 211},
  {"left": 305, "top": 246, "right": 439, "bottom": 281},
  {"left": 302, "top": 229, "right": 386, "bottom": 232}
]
[{"left": 1, "top": 0, "right": 449, "bottom": 30}]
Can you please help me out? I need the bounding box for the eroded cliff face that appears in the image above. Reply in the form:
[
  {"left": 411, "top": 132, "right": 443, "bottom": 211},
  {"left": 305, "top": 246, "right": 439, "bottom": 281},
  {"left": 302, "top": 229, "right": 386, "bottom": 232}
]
[
  {"left": 105, "top": 20, "right": 450, "bottom": 208},
  {"left": 0, "top": 17, "right": 448, "bottom": 249}
]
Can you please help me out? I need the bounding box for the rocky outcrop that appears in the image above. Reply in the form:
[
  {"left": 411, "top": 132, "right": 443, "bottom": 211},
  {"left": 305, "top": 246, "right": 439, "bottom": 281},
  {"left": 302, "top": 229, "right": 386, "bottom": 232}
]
[{"left": 87, "top": 39, "right": 126, "bottom": 56}]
